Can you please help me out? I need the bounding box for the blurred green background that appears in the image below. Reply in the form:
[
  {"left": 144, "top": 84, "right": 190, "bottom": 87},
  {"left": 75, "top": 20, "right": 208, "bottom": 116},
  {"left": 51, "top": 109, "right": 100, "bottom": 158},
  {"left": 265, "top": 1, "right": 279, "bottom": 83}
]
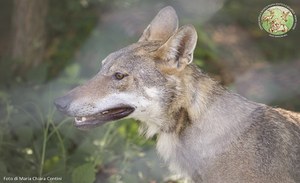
[{"left": 0, "top": 0, "right": 299, "bottom": 183}]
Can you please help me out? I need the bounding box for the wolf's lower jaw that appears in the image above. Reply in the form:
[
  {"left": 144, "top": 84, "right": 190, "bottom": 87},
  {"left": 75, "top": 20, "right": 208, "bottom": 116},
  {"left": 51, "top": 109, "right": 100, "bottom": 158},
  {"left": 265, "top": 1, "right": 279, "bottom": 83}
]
[{"left": 73, "top": 106, "right": 135, "bottom": 129}]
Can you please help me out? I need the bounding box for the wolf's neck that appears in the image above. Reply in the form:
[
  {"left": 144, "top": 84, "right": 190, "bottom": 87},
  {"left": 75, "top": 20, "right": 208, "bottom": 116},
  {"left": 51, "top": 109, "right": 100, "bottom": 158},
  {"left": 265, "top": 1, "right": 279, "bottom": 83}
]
[
  {"left": 160, "top": 64, "right": 259, "bottom": 139},
  {"left": 159, "top": 65, "right": 225, "bottom": 134},
  {"left": 156, "top": 65, "right": 259, "bottom": 172}
]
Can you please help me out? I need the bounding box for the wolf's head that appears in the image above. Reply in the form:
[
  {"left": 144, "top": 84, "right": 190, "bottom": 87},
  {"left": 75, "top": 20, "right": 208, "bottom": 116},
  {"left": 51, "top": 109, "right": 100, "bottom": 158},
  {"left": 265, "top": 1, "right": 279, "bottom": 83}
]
[{"left": 54, "top": 6, "right": 197, "bottom": 136}]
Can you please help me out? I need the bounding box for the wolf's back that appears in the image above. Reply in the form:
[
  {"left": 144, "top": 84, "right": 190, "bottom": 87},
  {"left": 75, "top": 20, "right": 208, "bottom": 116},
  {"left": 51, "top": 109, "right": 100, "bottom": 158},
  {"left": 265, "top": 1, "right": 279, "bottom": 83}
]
[{"left": 205, "top": 105, "right": 300, "bottom": 183}]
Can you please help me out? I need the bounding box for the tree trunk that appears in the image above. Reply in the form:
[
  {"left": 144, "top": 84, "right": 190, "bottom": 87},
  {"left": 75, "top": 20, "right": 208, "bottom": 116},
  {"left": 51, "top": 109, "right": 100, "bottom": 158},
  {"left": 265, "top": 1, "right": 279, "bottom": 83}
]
[{"left": 11, "top": 0, "right": 48, "bottom": 76}]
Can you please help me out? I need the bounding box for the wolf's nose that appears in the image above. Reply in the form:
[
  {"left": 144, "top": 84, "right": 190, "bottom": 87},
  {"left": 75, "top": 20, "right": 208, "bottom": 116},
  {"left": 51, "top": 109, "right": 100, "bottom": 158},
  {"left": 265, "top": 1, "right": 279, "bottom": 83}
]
[{"left": 54, "top": 96, "right": 72, "bottom": 112}]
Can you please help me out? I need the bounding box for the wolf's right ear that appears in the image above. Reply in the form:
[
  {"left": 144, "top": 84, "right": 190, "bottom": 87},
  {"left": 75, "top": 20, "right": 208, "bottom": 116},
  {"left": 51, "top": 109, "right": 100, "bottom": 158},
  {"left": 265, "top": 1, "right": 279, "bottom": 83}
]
[{"left": 138, "top": 6, "right": 178, "bottom": 42}]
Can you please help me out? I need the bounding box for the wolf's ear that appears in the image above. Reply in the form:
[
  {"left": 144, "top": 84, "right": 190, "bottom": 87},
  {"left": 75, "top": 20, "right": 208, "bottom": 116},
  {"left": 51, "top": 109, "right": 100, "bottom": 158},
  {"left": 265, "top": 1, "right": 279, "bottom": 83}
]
[
  {"left": 156, "top": 25, "right": 197, "bottom": 73},
  {"left": 138, "top": 6, "right": 178, "bottom": 42}
]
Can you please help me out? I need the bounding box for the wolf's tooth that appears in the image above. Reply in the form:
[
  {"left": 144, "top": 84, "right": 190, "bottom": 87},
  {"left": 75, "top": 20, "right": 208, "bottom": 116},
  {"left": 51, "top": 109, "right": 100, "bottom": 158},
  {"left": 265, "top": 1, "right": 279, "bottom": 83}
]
[
  {"left": 75, "top": 116, "right": 87, "bottom": 123},
  {"left": 102, "top": 111, "right": 109, "bottom": 115}
]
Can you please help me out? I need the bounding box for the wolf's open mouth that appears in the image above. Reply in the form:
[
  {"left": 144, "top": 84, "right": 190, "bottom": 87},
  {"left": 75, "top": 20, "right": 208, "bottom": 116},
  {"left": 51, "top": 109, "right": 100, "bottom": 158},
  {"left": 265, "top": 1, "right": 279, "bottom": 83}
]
[{"left": 74, "top": 105, "right": 135, "bottom": 129}]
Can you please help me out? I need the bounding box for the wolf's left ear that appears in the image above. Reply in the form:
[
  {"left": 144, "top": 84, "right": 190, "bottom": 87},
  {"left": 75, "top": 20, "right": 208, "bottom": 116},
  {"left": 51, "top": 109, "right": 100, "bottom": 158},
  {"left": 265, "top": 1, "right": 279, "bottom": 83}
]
[
  {"left": 138, "top": 6, "right": 178, "bottom": 42},
  {"left": 156, "top": 25, "right": 197, "bottom": 73}
]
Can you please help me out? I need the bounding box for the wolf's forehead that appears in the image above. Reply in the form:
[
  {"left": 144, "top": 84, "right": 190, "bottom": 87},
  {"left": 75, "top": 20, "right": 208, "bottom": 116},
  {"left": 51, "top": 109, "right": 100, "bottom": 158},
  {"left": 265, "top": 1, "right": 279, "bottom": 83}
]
[
  {"left": 116, "top": 41, "right": 161, "bottom": 58},
  {"left": 101, "top": 41, "right": 161, "bottom": 71}
]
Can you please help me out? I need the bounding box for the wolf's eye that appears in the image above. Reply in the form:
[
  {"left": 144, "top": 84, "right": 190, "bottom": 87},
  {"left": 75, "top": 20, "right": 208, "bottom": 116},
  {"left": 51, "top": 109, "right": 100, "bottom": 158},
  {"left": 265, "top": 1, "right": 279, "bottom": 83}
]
[{"left": 114, "top": 72, "right": 126, "bottom": 80}]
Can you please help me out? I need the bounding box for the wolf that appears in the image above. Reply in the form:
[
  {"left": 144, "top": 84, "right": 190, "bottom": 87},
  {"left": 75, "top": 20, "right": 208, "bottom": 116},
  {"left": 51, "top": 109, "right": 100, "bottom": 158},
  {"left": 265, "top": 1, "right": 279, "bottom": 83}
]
[{"left": 54, "top": 6, "right": 300, "bottom": 183}]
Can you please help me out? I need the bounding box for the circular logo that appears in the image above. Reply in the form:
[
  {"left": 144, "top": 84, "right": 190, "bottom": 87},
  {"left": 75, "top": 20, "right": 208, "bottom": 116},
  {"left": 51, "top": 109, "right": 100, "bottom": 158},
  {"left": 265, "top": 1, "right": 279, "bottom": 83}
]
[{"left": 258, "top": 3, "right": 297, "bottom": 37}]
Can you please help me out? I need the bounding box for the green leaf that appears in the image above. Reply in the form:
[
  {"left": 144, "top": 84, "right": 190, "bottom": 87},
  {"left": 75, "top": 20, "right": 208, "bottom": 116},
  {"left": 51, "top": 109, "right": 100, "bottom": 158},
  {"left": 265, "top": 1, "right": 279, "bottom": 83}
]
[
  {"left": 0, "top": 161, "right": 7, "bottom": 173},
  {"left": 65, "top": 64, "right": 80, "bottom": 79},
  {"left": 72, "top": 163, "right": 96, "bottom": 183},
  {"left": 14, "top": 125, "right": 33, "bottom": 145}
]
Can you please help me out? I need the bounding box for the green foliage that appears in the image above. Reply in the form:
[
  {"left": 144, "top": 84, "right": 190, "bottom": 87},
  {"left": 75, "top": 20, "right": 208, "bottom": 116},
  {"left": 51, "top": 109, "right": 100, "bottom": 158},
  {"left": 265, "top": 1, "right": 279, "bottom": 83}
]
[
  {"left": 0, "top": 61, "right": 167, "bottom": 182},
  {"left": 46, "top": 0, "right": 97, "bottom": 80},
  {"left": 192, "top": 26, "right": 225, "bottom": 78},
  {"left": 72, "top": 163, "right": 96, "bottom": 183}
]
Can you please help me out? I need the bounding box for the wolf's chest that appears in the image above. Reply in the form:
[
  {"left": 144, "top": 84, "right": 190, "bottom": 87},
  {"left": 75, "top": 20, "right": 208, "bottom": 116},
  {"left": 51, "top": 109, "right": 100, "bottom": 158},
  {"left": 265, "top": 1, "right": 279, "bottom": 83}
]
[{"left": 156, "top": 133, "right": 214, "bottom": 179}]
